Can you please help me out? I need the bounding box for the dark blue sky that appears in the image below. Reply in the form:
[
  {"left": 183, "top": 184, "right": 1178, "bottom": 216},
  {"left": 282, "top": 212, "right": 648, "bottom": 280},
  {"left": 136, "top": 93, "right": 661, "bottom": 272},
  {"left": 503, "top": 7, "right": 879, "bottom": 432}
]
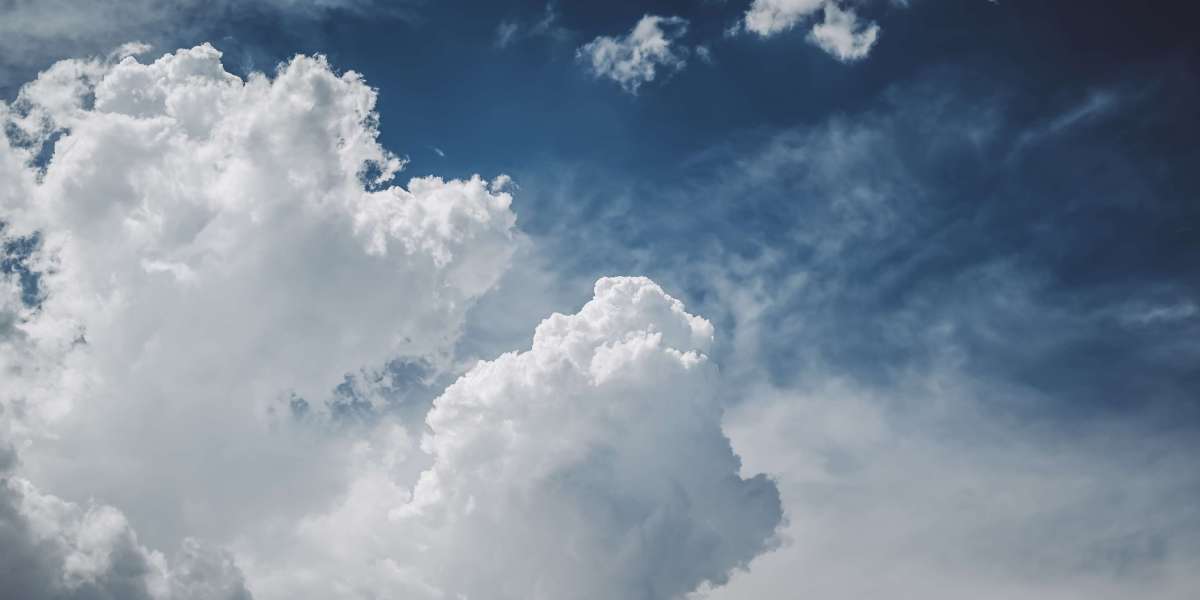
[{"left": 220, "top": 0, "right": 1196, "bottom": 429}]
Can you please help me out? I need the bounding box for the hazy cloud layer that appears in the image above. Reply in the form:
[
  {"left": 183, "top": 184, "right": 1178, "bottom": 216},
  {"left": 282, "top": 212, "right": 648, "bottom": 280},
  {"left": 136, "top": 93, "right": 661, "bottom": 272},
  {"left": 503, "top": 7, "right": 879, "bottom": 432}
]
[
  {"left": 1, "top": 43, "right": 785, "bottom": 600},
  {"left": 0, "top": 471, "right": 251, "bottom": 600},
  {"left": 3, "top": 3, "right": 1196, "bottom": 599}
]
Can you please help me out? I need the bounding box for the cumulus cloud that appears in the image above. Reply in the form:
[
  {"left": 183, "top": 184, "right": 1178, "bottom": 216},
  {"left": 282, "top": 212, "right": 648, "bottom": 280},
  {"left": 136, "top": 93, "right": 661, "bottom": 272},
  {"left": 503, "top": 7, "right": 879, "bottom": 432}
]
[
  {"left": 577, "top": 15, "right": 690, "bottom": 94},
  {"left": 1, "top": 43, "right": 786, "bottom": 600},
  {"left": 1, "top": 42, "right": 517, "bottom": 584},
  {"left": 260, "top": 277, "right": 782, "bottom": 599},
  {"left": 807, "top": 2, "right": 880, "bottom": 62},
  {"left": 741, "top": 0, "right": 881, "bottom": 62},
  {"left": 483, "top": 64, "right": 1200, "bottom": 600}
]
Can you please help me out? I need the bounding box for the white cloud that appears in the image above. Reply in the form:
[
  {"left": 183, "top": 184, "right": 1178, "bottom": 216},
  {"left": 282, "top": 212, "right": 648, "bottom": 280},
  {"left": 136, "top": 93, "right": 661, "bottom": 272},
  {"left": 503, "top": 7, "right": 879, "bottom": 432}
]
[
  {"left": 1, "top": 45, "right": 787, "bottom": 600},
  {"left": 577, "top": 15, "right": 690, "bottom": 94},
  {"left": 1, "top": 42, "right": 517, "bottom": 587},
  {"left": 257, "top": 277, "right": 782, "bottom": 599},
  {"left": 741, "top": 0, "right": 881, "bottom": 62},
  {"left": 743, "top": 0, "right": 827, "bottom": 37},
  {"left": 807, "top": 2, "right": 880, "bottom": 62}
]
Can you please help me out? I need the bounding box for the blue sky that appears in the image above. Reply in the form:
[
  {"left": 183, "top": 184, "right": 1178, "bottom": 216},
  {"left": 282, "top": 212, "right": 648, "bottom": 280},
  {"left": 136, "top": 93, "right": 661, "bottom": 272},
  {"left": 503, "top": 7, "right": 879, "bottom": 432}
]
[{"left": 1, "top": 1, "right": 1199, "bottom": 599}]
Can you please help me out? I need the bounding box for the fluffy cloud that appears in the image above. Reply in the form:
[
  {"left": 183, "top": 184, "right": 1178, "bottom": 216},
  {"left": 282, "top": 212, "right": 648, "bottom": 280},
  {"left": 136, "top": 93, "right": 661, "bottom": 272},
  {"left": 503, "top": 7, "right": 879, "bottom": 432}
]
[
  {"left": 807, "top": 3, "right": 880, "bottom": 62},
  {"left": 577, "top": 15, "right": 690, "bottom": 94},
  {"left": 1, "top": 42, "right": 516, "bottom": 585},
  {"left": 262, "top": 277, "right": 782, "bottom": 599},
  {"left": 494, "top": 3, "right": 571, "bottom": 49},
  {"left": 742, "top": 0, "right": 880, "bottom": 62},
  {"left": 742, "top": 0, "right": 827, "bottom": 37}
]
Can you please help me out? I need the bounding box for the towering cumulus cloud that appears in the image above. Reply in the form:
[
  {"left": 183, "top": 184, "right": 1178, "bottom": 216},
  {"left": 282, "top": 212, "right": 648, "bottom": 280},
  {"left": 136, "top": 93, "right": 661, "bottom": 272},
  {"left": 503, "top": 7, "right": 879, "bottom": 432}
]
[
  {"left": 1, "top": 43, "right": 516, "bottom": 596},
  {"left": 279, "top": 277, "right": 782, "bottom": 599}
]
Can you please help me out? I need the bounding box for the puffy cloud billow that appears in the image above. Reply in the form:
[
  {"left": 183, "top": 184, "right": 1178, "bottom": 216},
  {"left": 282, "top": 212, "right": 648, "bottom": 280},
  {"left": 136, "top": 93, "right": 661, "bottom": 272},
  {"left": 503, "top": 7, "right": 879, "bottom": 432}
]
[
  {"left": 0, "top": 43, "right": 518, "bottom": 596},
  {"left": 267, "top": 277, "right": 782, "bottom": 599},
  {"left": 577, "top": 15, "right": 690, "bottom": 94}
]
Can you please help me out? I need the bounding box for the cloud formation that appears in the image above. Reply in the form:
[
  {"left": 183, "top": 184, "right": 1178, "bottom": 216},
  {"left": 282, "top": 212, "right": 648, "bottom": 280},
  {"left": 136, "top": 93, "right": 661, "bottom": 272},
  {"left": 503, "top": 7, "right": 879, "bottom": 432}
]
[
  {"left": 0, "top": 0, "right": 419, "bottom": 86},
  {"left": 1, "top": 470, "right": 251, "bottom": 600},
  {"left": 742, "top": 0, "right": 880, "bottom": 62},
  {"left": 260, "top": 277, "right": 782, "bottom": 599},
  {"left": 1, "top": 42, "right": 517, "bottom": 590},
  {"left": 495, "top": 2, "right": 571, "bottom": 49},
  {"left": 577, "top": 15, "right": 690, "bottom": 94},
  {"left": 476, "top": 62, "right": 1200, "bottom": 600},
  {"left": 742, "top": 0, "right": 826, "bottom": 37},
  {"left": 807, "top": 2, "right": 880, "bottom": 62}
]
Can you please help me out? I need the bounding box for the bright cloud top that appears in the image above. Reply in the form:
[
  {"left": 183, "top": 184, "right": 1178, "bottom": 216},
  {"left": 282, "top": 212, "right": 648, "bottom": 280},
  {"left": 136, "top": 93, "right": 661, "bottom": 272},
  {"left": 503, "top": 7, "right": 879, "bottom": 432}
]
[
  {"left": 742, "top": 0, "right": 880, "bottom": 62},
  {"left": 277, "top": 277, "right": 782, "bottom": 599},
  {"left": 577, "top": 15, "right": 690, "bottom": 94}
]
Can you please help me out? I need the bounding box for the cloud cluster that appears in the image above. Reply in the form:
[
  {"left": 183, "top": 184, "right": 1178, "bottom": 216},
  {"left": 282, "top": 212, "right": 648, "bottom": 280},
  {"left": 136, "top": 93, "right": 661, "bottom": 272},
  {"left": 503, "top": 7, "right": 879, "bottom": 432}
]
[
  {"left": 742, "top": 0, "right": 880, "bottom": 62},
  {"left": 2, "top": 44, "right": 784, "bottom": 600},
  {"left": 806, "top": 2, "right": 881, "bottom": 62},
  {"left": 577, "top": 15, "right": 690, "bottom": 94},
  {"left": 702, "top": 377, "right": 1200, "bottom": 600},
  {"left": 1, "top": 41, "right": 518, "bottom": 583},
  {"left": 265, "top": 277, "right": 781, "bottom": 599}
]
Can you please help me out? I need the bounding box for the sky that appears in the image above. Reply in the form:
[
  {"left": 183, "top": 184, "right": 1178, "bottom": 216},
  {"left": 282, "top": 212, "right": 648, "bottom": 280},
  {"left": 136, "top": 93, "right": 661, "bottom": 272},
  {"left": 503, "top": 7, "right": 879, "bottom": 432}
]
[{"left": 0, "top": 1, "right": 1198, "bottom": 599}]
